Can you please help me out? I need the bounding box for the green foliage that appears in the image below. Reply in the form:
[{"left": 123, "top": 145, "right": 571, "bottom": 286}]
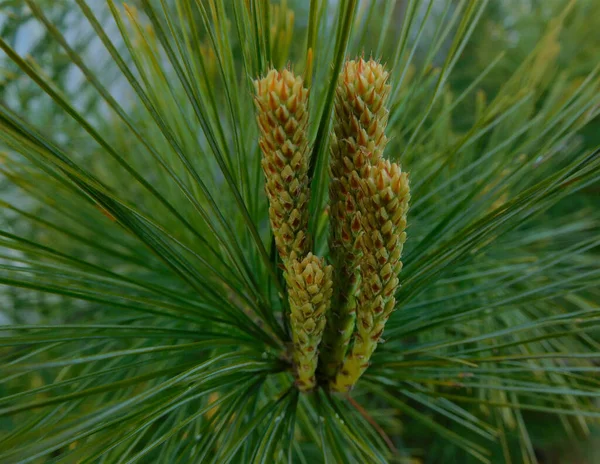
[{"left": 0, "top": 0, "right": 598, "bottom": 462}]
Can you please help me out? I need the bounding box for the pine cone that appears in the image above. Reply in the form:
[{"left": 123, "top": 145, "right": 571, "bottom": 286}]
[
  {"left": 331, "top": 160, "right": 410, "bottom": 392},
  {"left": 321, "top": 58, "right": 391, "bottom": 378},
  {"left": 286, "top": 253, "right": 333, "bottom": 391},
  {"left": 254, "top": 69, "right": 311, "bottom": 264},
  {"left": 331, "top": 57, "right": 391, "bottom": 177}
]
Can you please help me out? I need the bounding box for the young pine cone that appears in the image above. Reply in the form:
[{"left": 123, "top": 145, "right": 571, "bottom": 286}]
[
  {"left": 331, "top": 57, "right": 391, "bottom": 177},
  {"left": 321, "top": 58, "right": 391, "bottom": 378},
  {"left": 286, "top": 253, "right": 333, "bottom": 392},
  {"left": 254, "top": 69, "right": 311, "bottom": 264},
  {"left": 331, "top": 160, "right": 410, "bottom": 392}
]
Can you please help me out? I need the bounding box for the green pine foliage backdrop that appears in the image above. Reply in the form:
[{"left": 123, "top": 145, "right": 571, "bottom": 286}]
[{"left": 0, "top": 0, "right": 599, "bottom": 462}]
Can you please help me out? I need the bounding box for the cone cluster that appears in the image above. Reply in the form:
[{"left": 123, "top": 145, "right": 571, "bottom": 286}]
[
  {"left": 253, "top": 58, "right": 409, "bottom": 393},
  {"left": 254, "top": 69, "right": 331, "bottom": 391},
  {"left": 320, "top": 58, "right": 392, "bottom": 379}
]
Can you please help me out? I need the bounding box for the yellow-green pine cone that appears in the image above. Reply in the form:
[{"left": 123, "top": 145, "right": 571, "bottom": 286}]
[
  {"left": 331, "top": 57, "right": 391, "bottom": 173},
  {"left": 286, "top": 253, "right": 334, "bottom": 392},
  {"left": 320, "top": 58, "right": 391, "bottom": 378},
  {"left": 331, "top": 160, "right": 410, "bottom": 392},
  {"left": 254, "top": 69, "right": 311, "bottom": 264}
]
